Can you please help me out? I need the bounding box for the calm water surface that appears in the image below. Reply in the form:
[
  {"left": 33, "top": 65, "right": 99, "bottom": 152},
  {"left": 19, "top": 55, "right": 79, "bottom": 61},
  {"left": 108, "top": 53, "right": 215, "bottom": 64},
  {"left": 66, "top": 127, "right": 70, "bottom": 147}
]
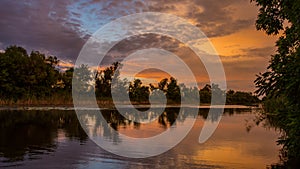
[{"left": 0, "top": 108, "right": 280, "bottom": 169}]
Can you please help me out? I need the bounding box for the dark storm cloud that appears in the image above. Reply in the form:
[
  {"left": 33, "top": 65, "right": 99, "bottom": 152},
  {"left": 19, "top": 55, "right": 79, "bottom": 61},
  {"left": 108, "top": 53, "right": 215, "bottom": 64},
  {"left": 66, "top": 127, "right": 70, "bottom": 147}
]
[{"left": 0, "top": 0, "right": 86, "bottom": 61}]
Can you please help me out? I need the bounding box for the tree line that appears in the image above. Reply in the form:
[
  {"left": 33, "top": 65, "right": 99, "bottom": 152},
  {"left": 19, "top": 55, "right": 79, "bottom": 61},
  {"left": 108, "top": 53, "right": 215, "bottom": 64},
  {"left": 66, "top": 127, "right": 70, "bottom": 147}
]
[{"left": 0, "top": 45, "right": 259, "bottom": 105}]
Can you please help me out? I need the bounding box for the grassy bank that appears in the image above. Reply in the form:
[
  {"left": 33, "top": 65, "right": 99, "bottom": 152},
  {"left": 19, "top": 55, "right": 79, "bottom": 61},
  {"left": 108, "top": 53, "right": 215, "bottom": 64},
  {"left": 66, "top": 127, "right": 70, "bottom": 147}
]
[{"left": 0, "top": 98, "right": 258, "bottom": 109}]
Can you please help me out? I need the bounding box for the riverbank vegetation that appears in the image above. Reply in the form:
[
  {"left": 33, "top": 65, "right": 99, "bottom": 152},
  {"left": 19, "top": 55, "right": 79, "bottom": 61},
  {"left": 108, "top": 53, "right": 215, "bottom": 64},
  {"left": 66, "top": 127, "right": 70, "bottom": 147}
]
[
  {"left": 0, "top": 46, "right": 259, "bottom": 107},
  {"left": 252, "top": 0, "right": 300, "bottom": 167}
]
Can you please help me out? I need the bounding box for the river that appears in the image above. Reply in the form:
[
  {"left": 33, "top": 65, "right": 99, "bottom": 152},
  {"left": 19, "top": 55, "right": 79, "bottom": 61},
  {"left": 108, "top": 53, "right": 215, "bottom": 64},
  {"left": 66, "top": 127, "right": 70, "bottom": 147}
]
[{"left": 0, "top": 107, "right": 281, "bottom": 169}]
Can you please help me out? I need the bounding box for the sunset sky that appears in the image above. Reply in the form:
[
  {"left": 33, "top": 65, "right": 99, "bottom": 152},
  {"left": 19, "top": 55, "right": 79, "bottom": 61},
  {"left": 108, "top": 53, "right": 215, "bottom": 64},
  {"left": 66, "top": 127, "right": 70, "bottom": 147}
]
[{"left": 0, "top": 0, "right": 279, "bottom": 91}]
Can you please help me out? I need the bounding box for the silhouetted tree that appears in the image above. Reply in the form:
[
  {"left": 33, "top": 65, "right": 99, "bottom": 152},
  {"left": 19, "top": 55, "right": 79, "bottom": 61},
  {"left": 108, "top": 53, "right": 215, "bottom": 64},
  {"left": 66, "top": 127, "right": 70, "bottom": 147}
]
[
  {"left": 95, "top": 62, "right": 120, "bottom": 98},
  {"left": 129, "top": 79, "right": 150, "bottom": 102},
  {"left": 0, "top": 46, "right": 60, "bottom": 102},
  {"left": 73, "top": 64, "right": 93, "bottom": 95},
  {"left": 158, "top": 78, "right": 168, "bottom": 92},
  {"left": 166, "top": 77, "right": 180, "bottom": 103},
  {"left": 199, "top": 84, "right": 211, "bottom": 104},
  {"left": 61, "top": 67, "right": 74, "bottom": 92}
]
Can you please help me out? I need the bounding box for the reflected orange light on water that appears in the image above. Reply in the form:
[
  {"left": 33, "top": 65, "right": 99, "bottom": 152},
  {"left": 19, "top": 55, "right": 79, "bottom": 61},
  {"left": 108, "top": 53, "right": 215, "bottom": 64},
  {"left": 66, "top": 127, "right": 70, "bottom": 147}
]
[{"left": 116, "top": 110, "right": 281, "bottom": 168}]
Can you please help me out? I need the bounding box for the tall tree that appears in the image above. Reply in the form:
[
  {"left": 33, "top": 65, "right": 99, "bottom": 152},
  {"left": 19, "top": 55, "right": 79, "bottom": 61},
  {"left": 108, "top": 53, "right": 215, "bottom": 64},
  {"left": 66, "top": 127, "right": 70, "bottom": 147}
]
[
  {"left": 0, "top": 46, "right": 61, "bottom": 101},
  {"left": 2, "top": 46, "right": 30, "bottom": 101},
  {"left": 95, "top": 62, "right": 120, "bottom": 98},
  {"left": 199, "top": 84, "right": 211, "bottom": 104},
  {"left": 61, "top": 67, "right": 74, "bottom": 92},
  {"left": 166, "top": 77, "right": 180, "bottom": 103},
  {"left": 252, "top": 0, "right": 300, "bottom": 164},
  {"left": 73, "top": 64, "right": 93, "bottom": 94},
  {"left": 158, "top": 78, "right": 168, "bottom": 92},
  {"left": 129, "top": 79, "right": 150, "bottom": 102},
  {"left": 28, "top": 51, "right": 60, "bottom": 98}
]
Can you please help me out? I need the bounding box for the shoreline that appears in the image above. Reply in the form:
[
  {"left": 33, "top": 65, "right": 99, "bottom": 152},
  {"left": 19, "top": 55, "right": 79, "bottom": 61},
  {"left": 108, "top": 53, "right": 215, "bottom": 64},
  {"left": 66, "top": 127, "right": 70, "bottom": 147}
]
[{"left": 0, "top": 104, "right": 258, "bottom": 111}]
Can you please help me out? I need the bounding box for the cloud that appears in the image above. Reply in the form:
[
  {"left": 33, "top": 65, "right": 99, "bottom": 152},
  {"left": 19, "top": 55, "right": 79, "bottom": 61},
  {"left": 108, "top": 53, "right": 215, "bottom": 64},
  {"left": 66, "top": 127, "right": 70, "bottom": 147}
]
[
  {"left": 242, "top": 46, "right": 276, "bottom": 58},
  {"left": 218, "top": 46, "right": 276, "bottom": 91},
  {"left": 0, "top": 0, "right": 273, "bottom": 91},
  {"left": 146, "top": 0, "right": 255, "bottom": 37},
  {"left": 96, "top": 33, "right": 183, "bottom": 66},
  {"left": 58, "top": 60, "right": 74, "bottom": 71},
  {"left": 0, "top": 0, "right": 256, "bottom": 61},
  {"left": 96, "top": 33, "right": 211, "bottom": 88},
  {"left": 0, "top": 0, "right": 86, "bottom": 61},
  {"left": 71, "top": 0, "right": 255, "bottom": 38}
]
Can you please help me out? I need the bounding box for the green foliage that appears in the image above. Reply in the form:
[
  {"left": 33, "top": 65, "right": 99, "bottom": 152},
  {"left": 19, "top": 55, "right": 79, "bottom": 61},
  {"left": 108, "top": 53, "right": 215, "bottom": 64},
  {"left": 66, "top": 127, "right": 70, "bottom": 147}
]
[
  {"left": 129, "top": 79, "right": 150, "bottom": 102},
  {"left": 199, "top": 84, "right": 258, "bottom": 105},
  {"left": 211, "top": 84, "right": 226, "bottom": 105},
  {"left": 166, "top": 77, "right": 181, "bottom": 103},
  {"left": 73, "top": 64, "right": 93, "bottom": 95},
  {"left": 0, "top": 46, "right": 60, "bottom": 101},
  {"left": 252, "top": 0, "right": 300, "bottom": 166},
  {"left": 95, "top": 62, "right": 120, "bottom": 98},
  {"left": 199, "top": 84, "right": 211, "bottom": 104},
  {"left": 61, "top": 67, "right": 74, "bottom": 92},
  {"left": 152, "top": 77, "right": 181, "bottom": 104},
  {"left": 158, "top": 78, "right": 168, "bottom": 92},
  {"left": 226, "top": 90, "right": 259, "bottom": 105},
  {"left": 0, "top": 46, "right": 260, "bottom": 107},
  {"left": 180, "top": 84, "right": 199, "bottom": 104}
]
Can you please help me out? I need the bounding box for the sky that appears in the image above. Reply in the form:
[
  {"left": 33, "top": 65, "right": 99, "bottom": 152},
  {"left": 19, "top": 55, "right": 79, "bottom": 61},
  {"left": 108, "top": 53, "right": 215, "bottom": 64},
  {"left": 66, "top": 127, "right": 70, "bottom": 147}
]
[{"left": 0, "top": 0, "right": 279, "bottom": 91}]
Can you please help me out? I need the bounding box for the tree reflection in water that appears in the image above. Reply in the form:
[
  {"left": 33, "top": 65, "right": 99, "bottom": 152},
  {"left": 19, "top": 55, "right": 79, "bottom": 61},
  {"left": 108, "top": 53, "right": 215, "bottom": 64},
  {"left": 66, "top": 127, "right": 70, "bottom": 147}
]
[
  {"left": 0, "top": 110, "right": 87, "bottom": 162},
  {"left": 0, "top": 108, "right": 253, "bottom": 163}
]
